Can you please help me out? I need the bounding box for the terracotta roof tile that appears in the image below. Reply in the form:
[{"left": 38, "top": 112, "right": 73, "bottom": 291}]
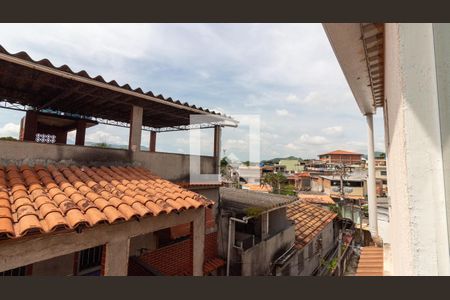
[
  {"left": 0, "top": 164, "right": 213, "bottom": 240},
  {"left": 319, "top": 150, "right": 361, "bottom": 155},
  {"left": 287, "top": 201, "right": 337, "bottom": 249},
  {"left": 298, "top": 193, "right": 335, "bottom": 205}
]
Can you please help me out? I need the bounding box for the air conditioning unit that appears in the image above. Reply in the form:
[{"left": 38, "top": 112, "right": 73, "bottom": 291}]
[{"left": 344, "top": 187, "right": 353, "bottom": 193}]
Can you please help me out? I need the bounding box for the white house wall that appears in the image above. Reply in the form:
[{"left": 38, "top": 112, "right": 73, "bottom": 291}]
[{"left": 384, "top": 23, "right": 450, "bottom": 275}]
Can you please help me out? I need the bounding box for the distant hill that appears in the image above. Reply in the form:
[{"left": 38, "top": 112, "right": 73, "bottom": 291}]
[
  {"left": 261, "top": 156, "right": 303, "bottom": 165},
  {"left": 85, "top": 141, "right": 149, "bottom": 151},
  {"left": 362, "top": 151, "right": 385, "bottom": 159}
]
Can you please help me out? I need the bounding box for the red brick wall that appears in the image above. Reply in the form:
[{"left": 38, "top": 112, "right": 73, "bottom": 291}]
[{"left": 136, "top": 232, "right": 219, "bottom": 276}]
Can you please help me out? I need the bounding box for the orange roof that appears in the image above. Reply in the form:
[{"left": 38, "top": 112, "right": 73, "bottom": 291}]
[
  {"left": 241, "top": 184, "right": 272, "bottom": 193},
  {"left": 319, "top": 150, "right": 362, "bottom": 156},
  {"left": 298, "top": 194, "right": 335, "bottom": 205},
  {"left": 330, "top": 194, "right": 365, "bottom": 201},
  {"left": 356, "top": 246, "right": 384, "bottom": 276},
  {"left": 131, "top": 232, "right": 225, "bottom": 276},
  {"left": 0, "top": 164, "right": 212, "bottom": 240},
  {"left": 287, "top": 201, "right": 337, "bottom": 248}
]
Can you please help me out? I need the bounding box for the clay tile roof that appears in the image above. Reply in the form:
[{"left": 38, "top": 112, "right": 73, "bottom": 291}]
[
  {"left": 319, "top": 150, "right": 362, "bottom": 155},
  {"left": 287, "top": 201, "right": 337, "bottom": 249},
  {"left": 131, "top": 232, "right": 224, "bottom": 276},
  {"left": 298, "top": 193, "right": 335, "bottom": 205},
  {"left": 0, "top": 164, "right": 213, "bottom": 240}
]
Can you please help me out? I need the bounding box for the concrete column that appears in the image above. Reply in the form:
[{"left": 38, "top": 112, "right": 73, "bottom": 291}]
[
  {"left": 128, "top": 105, "right": 143, "bottom": 152},
  {"left": 103, "top": 238, "right": 130, "bottom": 276},
  {"left": 192, "top": 207, "right": 205, "bottom": 276},
  {"left": 23, "top": 110, "right": 38, "bottom": 142},
  {"left": 261, "top": 212, "right": 269, "bottom": 240},
  {"left": 75, "top": 120, "right": 87, "bottom": 146},
  {"left": 149, "top": 131, "right": 157, "bottom": 152},
  {"left": 366, "top": 113, "right": 378, "bottom": 237},
  {"left": 213, "top": 125, "right": 222, "bottom": 174}
]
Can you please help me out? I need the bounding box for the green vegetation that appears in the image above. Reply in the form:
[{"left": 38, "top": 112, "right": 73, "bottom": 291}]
[
  {"left": 245, "top": 207, "right": 265, "bottom": 217},
  {"left": 0, "top": 136, "right": 17, "bottom": 141},
  {"left": 261, "top": 156, "right": 303, "bottom": 166},
  {"left": 279, "top": 184, "right": 296, "bottom": 196},
  {"left": 329, "top": 204, "right": 342, "bottom": 217},
  {"left": 328, "top": 257, "right": 338, "bottom": 272},
  {"left": 93, "top": 142, "right": 109, "bottom": 148},
  {"left": 261, "top": 173, "right": 296, "bottom": 196}
]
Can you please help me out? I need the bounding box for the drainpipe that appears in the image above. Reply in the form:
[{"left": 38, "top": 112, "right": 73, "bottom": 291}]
[
  {"left": 226, "top": 216, "right": 251, "bottom": 276},
  {"left": 366, "top": 113, "right": 378, "bottom": 237}
]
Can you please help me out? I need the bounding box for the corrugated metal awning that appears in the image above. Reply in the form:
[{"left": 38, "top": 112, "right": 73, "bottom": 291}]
[{"left": 0, "top": 45, "right": 238, "bottom": 131}]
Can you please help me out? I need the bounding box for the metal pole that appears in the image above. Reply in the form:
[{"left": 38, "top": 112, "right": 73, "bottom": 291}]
[{"left": 366, "top": 113, "right": 378, "bottom": 237}]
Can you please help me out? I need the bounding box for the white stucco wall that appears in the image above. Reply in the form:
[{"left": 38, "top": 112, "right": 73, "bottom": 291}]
[{"left": 384, "top": 23, "right": 450, "bottom": 275}]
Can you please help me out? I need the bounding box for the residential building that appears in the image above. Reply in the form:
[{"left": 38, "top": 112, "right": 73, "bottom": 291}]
[
  {"left": 237, "top": 165, "right": 261, "bottom": 185},
  {"left": 241, "top": 183, "right": 272, "bottom": 193},
  {"left": 324, "top": 23, "right": 450, "bottom": 275},
  {"left": 311, "top": 171, "right": 367, "bottom": 201},
  {"left": 318, "top": 150, "right": 363, "bottom": 166},
  {"left": 375, "top": 163, "right": 388, "bottom": 197},
  {"left": 279, "top": 159, "right": 304, "bottom": 174},
  {"left": 0, "top": 45, "right": 238, "bottom": 276},
  {"left": 287, "top": 172, "right": 311, "bottom": 191},
  {"left": 298, "top": 192, "right": 335, "bottom": 209},
  {"left": 218, "top": 187, "right": 297, "bottom": 276},
  {"left": 286, "top": 201, "right": 337, "bottom": 275}
]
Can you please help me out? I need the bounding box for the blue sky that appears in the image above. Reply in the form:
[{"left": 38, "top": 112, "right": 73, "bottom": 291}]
[{"left": 0, "top": 24, "right": 384, "bottom": 160}]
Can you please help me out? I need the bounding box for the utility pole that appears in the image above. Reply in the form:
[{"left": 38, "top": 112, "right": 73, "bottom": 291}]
[
  {"left": 337, "top": 229, "right": 342, "bottom": 276},
  {"left": 336, "top": 163, "right": 350, "bottom": 218}
]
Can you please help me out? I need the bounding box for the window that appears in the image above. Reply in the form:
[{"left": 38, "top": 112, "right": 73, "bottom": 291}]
[
  {"left": 76, "top": 246, "right": 103, "bottom": 276},
  {"left": 381, "top": 170, "right": 387, "bottom": 176},
  {"left": 308, "top": 243, "right": 313, "bottom": 258},
  {"left": 298, "top": 251, "right": 304, "bottom": 274},
  {"left": 316, "top": 234, "right": 323, "bottom": 252},
  {"left": 0, "top": 266, "right": 27, "bottom": 276}
]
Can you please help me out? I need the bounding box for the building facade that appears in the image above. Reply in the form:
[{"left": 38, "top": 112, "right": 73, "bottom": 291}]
[
  {"left": 318, "top": 150, "right": 363, "bottom": 165},
  {"left": 325, "top": 23, "right": 450, "bottom": 275}
]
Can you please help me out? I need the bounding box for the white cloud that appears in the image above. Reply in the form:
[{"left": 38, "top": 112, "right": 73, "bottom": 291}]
[
  {"left": 286, "top": 94, "right": 299, "bottom": 103},
  {"left": 0, "top": 23, "right": 385, "bottom": 160},
  {"left": 0, "top": 123, "right": 20, "bottom": 138},
  {"left": 85, "top": 130, "right": 125, "bottom": 145},
  {"left": 322, "top": 126, "right": 343, "bottom": 136},
  {"left": 299, "top": 134, "right": 329, "bottom": 145},
  {"left": 285, "top": 143, "right": 299, "bottom": 150},
  {"left": 276, "top": 109, "right": 289, "bottom": 116}
]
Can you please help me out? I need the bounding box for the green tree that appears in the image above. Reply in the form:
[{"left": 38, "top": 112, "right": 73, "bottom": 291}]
[
  {"left": 261, "top": 172, "right": 287, "bottom": 194},
  {"left": 279, "top": 184, "right": 296, "bottom": 196},
  {"left": 94, "top": 142, "right": 109, "bottom": 148}
]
